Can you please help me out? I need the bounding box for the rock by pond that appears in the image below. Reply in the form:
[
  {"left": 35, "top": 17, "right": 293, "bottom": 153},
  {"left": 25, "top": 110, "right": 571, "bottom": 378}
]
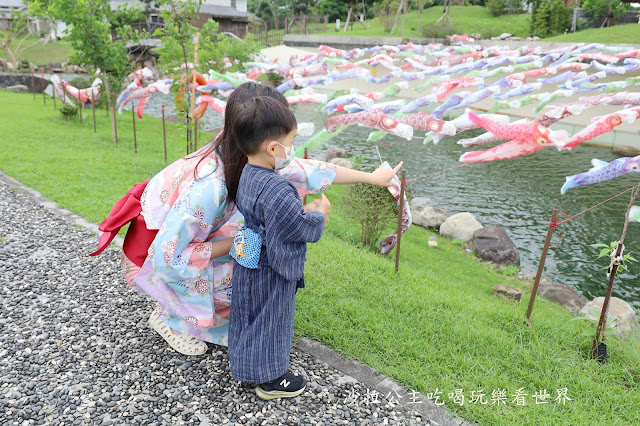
[
  {"left": 439, "top": 212, "right": 483, "bottom": 242},
  {"left": 472, "top": 225, "right": 520, "bottom": 268},
  {"left": 538, "top": 282, "right": 587, "bottom": 314},
  {"left": 578, "top": 297, "right": 640, "bottom": 340},
  {"left": 412, "top": 205, "right": 449, "bottom": 229}
]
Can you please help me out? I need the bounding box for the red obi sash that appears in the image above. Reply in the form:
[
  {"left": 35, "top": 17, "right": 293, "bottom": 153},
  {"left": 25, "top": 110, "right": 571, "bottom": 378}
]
[{"left": 89, "top": 179, "right": 158, "bottom": 267}]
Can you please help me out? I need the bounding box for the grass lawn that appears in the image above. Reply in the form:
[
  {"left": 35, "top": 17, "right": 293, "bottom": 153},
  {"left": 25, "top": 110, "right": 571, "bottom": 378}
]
[
  {"left": 2, "top": 91, "right": 640, "bottom": 424},
  {"left": 291, "top": 6, "right": 532, "bottom": 39},
  {"left": 0, "top": 34, "right": 73, "bottom": 65},
  {"left": 544, "top": 24, "right": 640, "bottom": 44},
  {"left": 0, "top": 91, "right": 195, "bottom": 224}
]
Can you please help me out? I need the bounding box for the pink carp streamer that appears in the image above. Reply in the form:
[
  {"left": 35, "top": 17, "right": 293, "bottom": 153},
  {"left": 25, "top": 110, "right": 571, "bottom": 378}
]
[
  {"left": 377, "top": 162, "right": 412, "bottom": 255},
  {"left": 194, "top": 95, "right": 227, "bottom": 118},
  {"left": 60, "top": 77, "right": 102, "bottom": 104},
  {"left": 559, "top": 107, "right": 640, "bottom": 151},
  {"left": 432, "top": 77, "right": 484, "bottom": 102},
  {"left": 325, "top": 109, "right": 414, "bottom": 140},
  {"left": 395, "top": 112, "right": 450, "bottom": 133},
  {"left": 459, "top": 111, "right": 568, "bottom": 162}
]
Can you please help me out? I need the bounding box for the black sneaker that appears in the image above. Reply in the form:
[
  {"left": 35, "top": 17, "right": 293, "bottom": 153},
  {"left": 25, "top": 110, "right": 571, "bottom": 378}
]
[{"left": 255, "top": 371, "right": 307, "bottom": 400}]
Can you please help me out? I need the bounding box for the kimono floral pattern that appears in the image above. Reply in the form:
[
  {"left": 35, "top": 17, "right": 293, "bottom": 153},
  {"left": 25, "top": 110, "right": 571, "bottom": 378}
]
[{"left": 123, "top": 145, "right": 336, "bottom": 345}]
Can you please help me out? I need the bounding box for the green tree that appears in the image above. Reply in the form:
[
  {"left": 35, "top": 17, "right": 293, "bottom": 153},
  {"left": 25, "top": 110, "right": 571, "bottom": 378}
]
[
  {"left": 28, "top": 0, "right": 131, "bottom": 144},
  {"left": 154, "top": 0, "right": 259, "bottom": 153},
  {"left": 530, "top": 0, "right": 572, "bottom": 37},
  {"left": 0, "top": 9, "right": 50, "bottom": 70}
]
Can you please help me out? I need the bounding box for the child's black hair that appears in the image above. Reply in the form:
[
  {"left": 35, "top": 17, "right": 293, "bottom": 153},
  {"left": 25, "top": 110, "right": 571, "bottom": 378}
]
[{"left": 229, "top": 96, "right": 297, "bottom": 156}]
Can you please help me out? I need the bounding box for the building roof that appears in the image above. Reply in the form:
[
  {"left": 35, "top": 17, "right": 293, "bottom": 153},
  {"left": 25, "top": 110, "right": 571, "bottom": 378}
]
[
  {"left": 0, "top": 0, "right": 27, "bottom": 10},
  {"left": 199, "top": 4, "right": 251, "bottom": 19}
]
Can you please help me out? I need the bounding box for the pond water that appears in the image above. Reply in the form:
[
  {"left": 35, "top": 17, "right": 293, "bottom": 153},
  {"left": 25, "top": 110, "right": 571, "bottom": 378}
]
[{"left": 142, "top": 94, "right": 640, "bottom": 311}]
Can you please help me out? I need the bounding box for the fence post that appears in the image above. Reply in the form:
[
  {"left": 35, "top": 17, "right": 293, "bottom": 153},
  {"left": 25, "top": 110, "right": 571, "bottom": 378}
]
[
  {"left": 303, "top": 15, "right": 306, "bottom": 34},
  {"left": 324, "top": 15, "right": 328, "bottom": 33},
  {"left": 285, "top": 17, "right": 288, "bottom": 35},
  {"left": 265, "top": 21, "right": 269, "bottom": 47}
]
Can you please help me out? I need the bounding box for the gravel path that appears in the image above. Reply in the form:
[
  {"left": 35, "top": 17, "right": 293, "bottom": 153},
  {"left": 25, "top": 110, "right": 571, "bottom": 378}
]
[{"left": 0, "top": 177, "right": 435, "bottom": 426}]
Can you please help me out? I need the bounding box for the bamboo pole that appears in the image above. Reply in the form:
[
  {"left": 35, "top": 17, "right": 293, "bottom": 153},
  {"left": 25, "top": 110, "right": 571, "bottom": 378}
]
[
  {"left": 395, "top": 170, "right": 406, "bottom": 273},
  {"left": 162, "top": 105, "right": 168, "bottom": 165},
  {"left": 590, "top": 186, "right": 640, "bottom": 359},
  {"left": 132, "top": 102, "right": 138, "bottom": 154},
  {"left": 526, "top": 206, "right": 560, "bottom": 322}
]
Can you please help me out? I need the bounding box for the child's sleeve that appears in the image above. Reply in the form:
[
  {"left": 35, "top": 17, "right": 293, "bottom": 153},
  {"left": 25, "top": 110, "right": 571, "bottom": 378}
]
[
  {"left": 263, "top": 183, "right": 325, "bottom": 245},
  {"left": 275, "top": 158, "right": 337, "bottom": 194}
]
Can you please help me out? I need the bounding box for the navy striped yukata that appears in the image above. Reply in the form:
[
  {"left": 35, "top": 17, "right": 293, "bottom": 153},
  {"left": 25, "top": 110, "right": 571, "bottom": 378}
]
[{"left": 229, "top": 163, "right": 325, "bottom": 384}]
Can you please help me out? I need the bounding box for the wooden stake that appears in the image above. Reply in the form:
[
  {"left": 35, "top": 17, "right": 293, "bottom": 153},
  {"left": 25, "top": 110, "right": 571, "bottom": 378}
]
[
  {"left": 162, "top": 105, "right": 168, "bottom": 165},
  {"left": 590, "top": 185, "right": 640, "bottom": 359},
  {"left": 30, "top": 70, "right": 35, "bottom": 101},
  {"left": 102, "top": 73, "right": 117, "bottom": 143},
  {"left": 526, "top": 206, "right": 559, "bottom": 322},
  {"left": 132, "top": 102, "right": 137, "bottom": 154},
  {"left": 92, "top": 98, "right": 97, "bottom": 133},
  {"left": 190, "top": 33, "right": 200, "bottom": 154},
  {"left": 41, "top": 71, "right": 46, "bottom": 105},
  {"left": 395, "top": 170, "right": 406, "bottom": 273}
]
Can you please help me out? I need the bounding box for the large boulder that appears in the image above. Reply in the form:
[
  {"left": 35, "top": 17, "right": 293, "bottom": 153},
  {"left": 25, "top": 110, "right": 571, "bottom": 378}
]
[
  {"left": 5, "top": 84, "right": 29, "bottom": 93},
  {"left": 578, "top": 297, "right": 640, "bottom": 339},
  {"left": 471, "top": 225, "right": 520, "bottom": 267},
  {"left": 329, "top": 157, "right": 353, "bottom": 169},
  {"left": 538, "top": 283, "right": 587, "bottom": 314},
  {"left": 325, "top": 145, "right": 347, "bottom": 161},
  {"left": 412, "top": 205, "right": 448, "bottom": 229},
  {"left": 439, "top": 212, "right": 483, "bottom": 242},
  {"left": 410, "top": 197, "right": 433, "bottom": 209}
]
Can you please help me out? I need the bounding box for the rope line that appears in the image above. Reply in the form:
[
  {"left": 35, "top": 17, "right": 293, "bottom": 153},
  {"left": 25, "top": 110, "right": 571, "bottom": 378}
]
[
  {"left": 557, "top": 184, "right": 639, "bottom": 225},
  {"left": 549, "top": 184, "right": 640, "bottom": 249}
]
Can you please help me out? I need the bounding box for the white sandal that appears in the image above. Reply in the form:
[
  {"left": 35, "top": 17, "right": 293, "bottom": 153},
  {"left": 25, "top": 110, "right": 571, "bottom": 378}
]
[{"left": 148, "top": 312, "right": 208, "bottom": 356}]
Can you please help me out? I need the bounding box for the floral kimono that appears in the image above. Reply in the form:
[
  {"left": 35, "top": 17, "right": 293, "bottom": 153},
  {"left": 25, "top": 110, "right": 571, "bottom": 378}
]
[{"left": 122, "top": 144, "right": 336, "bottom": 346}]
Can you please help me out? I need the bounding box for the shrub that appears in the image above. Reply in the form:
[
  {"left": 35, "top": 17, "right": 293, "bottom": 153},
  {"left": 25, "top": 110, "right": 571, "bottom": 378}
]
[
  {"left": 343, "top": 166, "right": 399, "bottom": 252},
  {"left": 487, "top": 0, "right": 508, "bottom": 16},
  {"left": 487, "top": 0, "right": 524, "bottom": 16},
  {"left": 60, "top": 103, "right": 78, "bottom": 121},
  {"left": 421, "top": 22, "right": 462, "bottom": 38}
]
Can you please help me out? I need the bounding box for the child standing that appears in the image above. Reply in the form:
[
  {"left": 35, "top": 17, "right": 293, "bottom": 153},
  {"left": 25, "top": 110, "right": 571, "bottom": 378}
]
[{"left": 227, "top": 96, "right": 331, "bottom": 400}]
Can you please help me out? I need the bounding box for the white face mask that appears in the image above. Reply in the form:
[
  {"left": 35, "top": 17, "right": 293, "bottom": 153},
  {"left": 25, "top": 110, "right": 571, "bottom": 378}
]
[{"left": 271, "top": 142, "right": 295, "bottom": 170}]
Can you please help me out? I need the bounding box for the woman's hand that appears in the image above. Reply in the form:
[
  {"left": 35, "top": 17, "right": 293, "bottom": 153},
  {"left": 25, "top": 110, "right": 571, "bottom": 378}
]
[
  {"left": 210, "top": 237, "right": 234, "bottom": 259},
  {"left": 369, "top": 161, "right": 403, "bottom": 187}
]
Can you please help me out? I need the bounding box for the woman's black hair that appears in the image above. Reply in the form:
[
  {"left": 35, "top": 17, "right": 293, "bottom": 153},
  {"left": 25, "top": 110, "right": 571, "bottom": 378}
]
[
  {"left": 193, "top": 82, "right": 290, "bottom": 203},
  {"left": 229, "top": 96, "right": 297, "bottom": 156}
]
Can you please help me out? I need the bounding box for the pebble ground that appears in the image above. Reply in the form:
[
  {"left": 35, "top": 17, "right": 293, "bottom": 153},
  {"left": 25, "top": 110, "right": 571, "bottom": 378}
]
[{"left": 0, "top": 178, "right": 433, "bottom": 425}]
